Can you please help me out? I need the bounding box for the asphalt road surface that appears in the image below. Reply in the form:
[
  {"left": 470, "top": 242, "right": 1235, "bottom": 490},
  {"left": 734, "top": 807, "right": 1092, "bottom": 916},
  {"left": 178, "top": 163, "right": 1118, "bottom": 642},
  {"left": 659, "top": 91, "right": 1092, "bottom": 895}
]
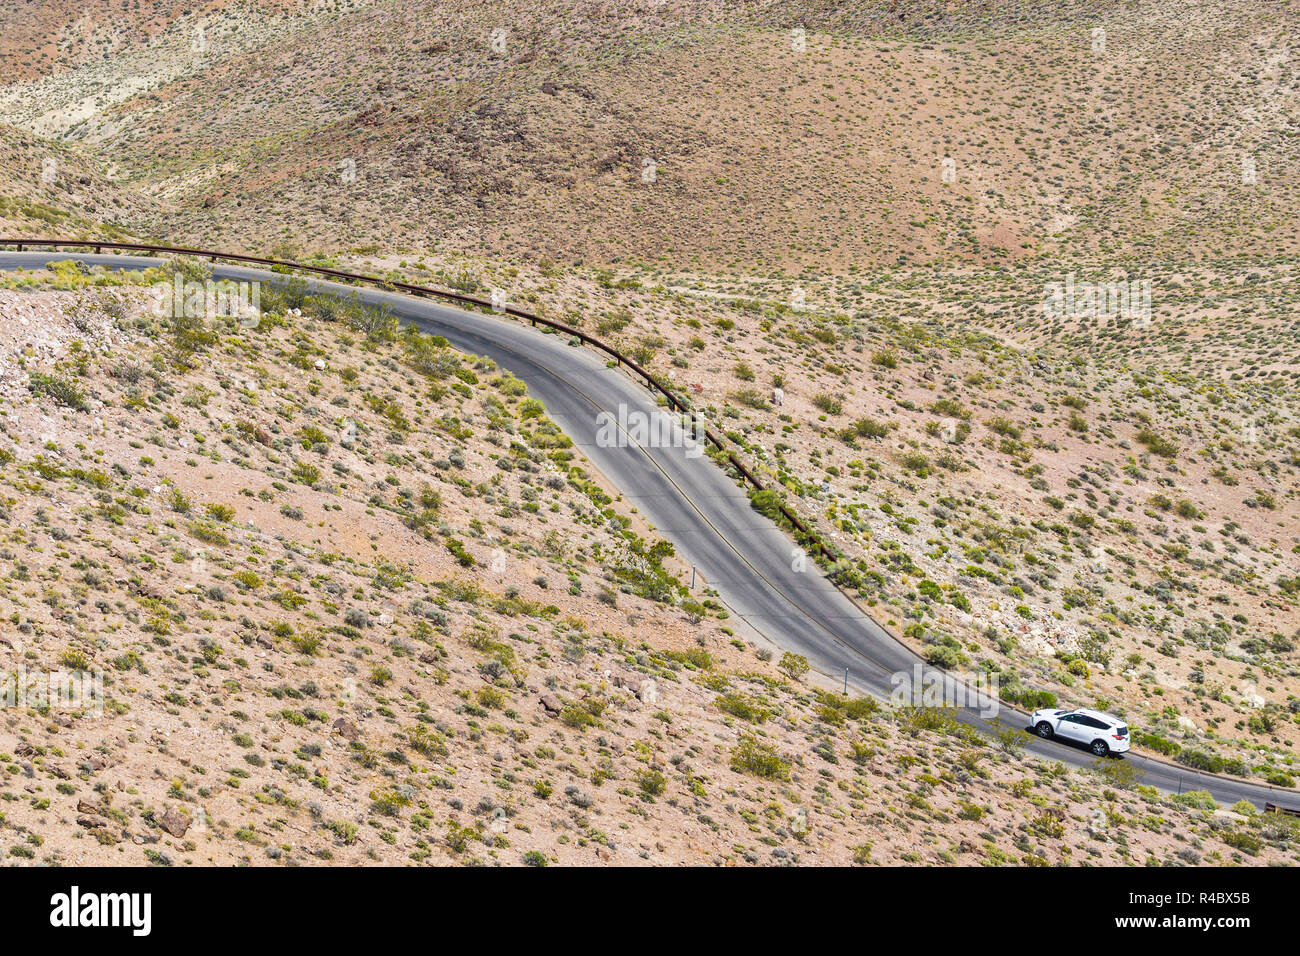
[{"left": 3, "top": 250, "right": 1293, "bottom": 810}]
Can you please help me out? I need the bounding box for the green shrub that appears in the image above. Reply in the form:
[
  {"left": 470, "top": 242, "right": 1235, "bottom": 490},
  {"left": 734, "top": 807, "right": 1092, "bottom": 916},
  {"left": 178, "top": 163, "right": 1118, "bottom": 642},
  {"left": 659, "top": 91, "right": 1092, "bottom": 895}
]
[
  {"left": 716, "top": 693, "right": 771, "bottom": 723},
  {"left": 188, "top": 521, "right": 228, "bottom": 545},
  {"left": 730, "top": 737, "right": 790, "bottom": 780},
  {"left": 1221, "top": 829, "right": 1261, "bottom": 855},
  {"left": 1000, "top": 686, "right": 1057, "bottom": 710},
  {"left": 204, "top": 503, "right": 236, "bottom": 522},
  {"left": 1176, "top": 749, "right": 1247, "bottom": 777},
  {"left": 1135, "top": 428, "right": 1179, "bottom": 458},
  {"left": 291, "top": 462, "right": 321, "bottom": 486},
  {"left": 635, "top": 768, "right": 667, "bottom": 797},
  {"left": 777, "top": 652, "right": 810, "bottom": 681},
  {"left": 1171, "top": 790, "right": 1217, "bottom": 811},
  {"left": 811, "top": 392, "right": 843, "bottom": 415},
  {"left": 28, "top": 372, "right": 88, "bottom": 410},
  {"left": 848, "top": 417, "right": 892, "bottom": 440},
  {"left": 662, "top": 647, "right": 713, "bottom": 670},
  {"left": 1131, "top": 729, "right": 1180, "bottom": 756},
  {"left": 369, "top": 788, "right": 410, "bottom": 816}
]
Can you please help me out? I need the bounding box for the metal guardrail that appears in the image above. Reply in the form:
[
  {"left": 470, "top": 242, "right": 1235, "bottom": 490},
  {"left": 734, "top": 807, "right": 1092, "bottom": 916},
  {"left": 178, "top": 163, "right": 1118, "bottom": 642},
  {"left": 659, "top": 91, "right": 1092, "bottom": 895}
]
[{"left": 0, "top": 238, "right": 840, "bottom": 566}]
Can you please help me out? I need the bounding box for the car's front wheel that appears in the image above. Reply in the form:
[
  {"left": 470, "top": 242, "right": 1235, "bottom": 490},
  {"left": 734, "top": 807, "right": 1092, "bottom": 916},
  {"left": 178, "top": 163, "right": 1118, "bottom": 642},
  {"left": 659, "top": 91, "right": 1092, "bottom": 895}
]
[
  {"left": 1091, "top": 739, "right": 1110, "bottom": 757},
  {"left": 1035, "top": 721, "right": 1054, "bottom": 739}
]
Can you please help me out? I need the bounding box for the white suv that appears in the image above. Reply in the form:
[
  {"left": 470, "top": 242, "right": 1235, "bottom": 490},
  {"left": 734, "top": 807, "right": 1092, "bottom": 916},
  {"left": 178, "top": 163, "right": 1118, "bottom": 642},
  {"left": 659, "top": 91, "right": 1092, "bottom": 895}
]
[{"left": 1031, "top": 707, "right": 1130, "bottom": 756}]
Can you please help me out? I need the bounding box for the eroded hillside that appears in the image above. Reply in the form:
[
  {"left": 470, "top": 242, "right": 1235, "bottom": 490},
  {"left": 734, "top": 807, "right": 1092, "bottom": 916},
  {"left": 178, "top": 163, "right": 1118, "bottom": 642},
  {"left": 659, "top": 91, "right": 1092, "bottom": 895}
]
[
  {"left": 309, "top": 247, "right": 1300, "bottom": 791},
  {"left": 1, "top": 260, "right": 1295, "bottom": 866},
  {"left": 1, "top": 0, "right": 1298, "bottom": 270}
]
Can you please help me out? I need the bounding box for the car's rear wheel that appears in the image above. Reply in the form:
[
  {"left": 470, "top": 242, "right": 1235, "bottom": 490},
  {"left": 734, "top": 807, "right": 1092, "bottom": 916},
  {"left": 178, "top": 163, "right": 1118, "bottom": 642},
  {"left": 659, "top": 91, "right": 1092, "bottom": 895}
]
[
  {"left": 1091, "top": 739, "right": 1109, "bottom": 757},
  {"left": 1035, "top": 721, "right": 1054, "bottom": 739}
]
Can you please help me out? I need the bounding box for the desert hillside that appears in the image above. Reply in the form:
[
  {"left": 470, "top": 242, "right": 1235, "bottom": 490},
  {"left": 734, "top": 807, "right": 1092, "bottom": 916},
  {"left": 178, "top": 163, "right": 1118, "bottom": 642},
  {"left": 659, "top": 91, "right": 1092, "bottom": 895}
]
[
  {"left": 0, "top": 122, "right": 154, "bottom": 238},
  {"left": 5, "top": 260, "right": 1293, "bottom": 866},
  {"left": 0, "top": 0, "right": 1298, "bottom": 270},
  {"left": 0, "top": 0, "right": 1297, "bottom": 871},
  {"left": 294, "top": 244, "right": 1300, "bottom": 791}
]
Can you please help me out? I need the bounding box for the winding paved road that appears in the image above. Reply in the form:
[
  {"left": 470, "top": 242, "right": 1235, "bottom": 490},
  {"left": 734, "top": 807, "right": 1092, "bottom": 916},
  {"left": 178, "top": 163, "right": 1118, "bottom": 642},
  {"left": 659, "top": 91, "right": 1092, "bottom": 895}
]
[{"left": 2, "top": 250, "right": 1292, "bottom": 810}]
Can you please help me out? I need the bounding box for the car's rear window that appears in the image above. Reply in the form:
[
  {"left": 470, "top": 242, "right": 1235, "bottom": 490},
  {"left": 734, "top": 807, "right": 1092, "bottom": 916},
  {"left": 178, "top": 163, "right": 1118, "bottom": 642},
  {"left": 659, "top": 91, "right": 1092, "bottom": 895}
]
[{"left": 1116, "top": 725, "right": 1128, "bottom": 737}]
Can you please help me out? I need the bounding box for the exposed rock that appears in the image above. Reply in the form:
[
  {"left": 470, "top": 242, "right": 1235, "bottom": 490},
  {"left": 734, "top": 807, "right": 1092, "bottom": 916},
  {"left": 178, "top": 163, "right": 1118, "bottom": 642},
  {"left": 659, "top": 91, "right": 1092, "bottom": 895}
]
[
  {"left": 613, "top": 673, "right": 640, "bottom": 694},
  {"left": 332, "top": 717, "right": 360, "bottom": 741},
  {"left": 159, "top": 807, "right": 190, "bottom": 838}
]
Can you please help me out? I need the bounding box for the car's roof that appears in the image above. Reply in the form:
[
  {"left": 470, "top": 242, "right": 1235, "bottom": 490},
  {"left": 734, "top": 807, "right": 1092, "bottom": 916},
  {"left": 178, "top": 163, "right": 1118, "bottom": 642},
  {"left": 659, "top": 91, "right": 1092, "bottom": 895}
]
[{"left": 1072, "top": 708, "right": 1124, "bottom": 725}]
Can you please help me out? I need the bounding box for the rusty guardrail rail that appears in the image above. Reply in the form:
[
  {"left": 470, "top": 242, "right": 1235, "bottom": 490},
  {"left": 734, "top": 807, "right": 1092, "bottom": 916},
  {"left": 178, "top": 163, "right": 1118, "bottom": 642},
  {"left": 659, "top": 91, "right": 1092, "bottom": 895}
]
[{"left": 0, "top": 238, "right": 840, "bottom": 566}]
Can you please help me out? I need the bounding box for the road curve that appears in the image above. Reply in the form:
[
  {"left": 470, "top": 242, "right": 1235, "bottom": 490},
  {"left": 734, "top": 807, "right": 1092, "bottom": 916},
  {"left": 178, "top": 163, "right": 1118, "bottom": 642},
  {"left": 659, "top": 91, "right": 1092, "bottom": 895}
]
[{"left": 2, "top": 251, "right": 1292, "bottom": 810}]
